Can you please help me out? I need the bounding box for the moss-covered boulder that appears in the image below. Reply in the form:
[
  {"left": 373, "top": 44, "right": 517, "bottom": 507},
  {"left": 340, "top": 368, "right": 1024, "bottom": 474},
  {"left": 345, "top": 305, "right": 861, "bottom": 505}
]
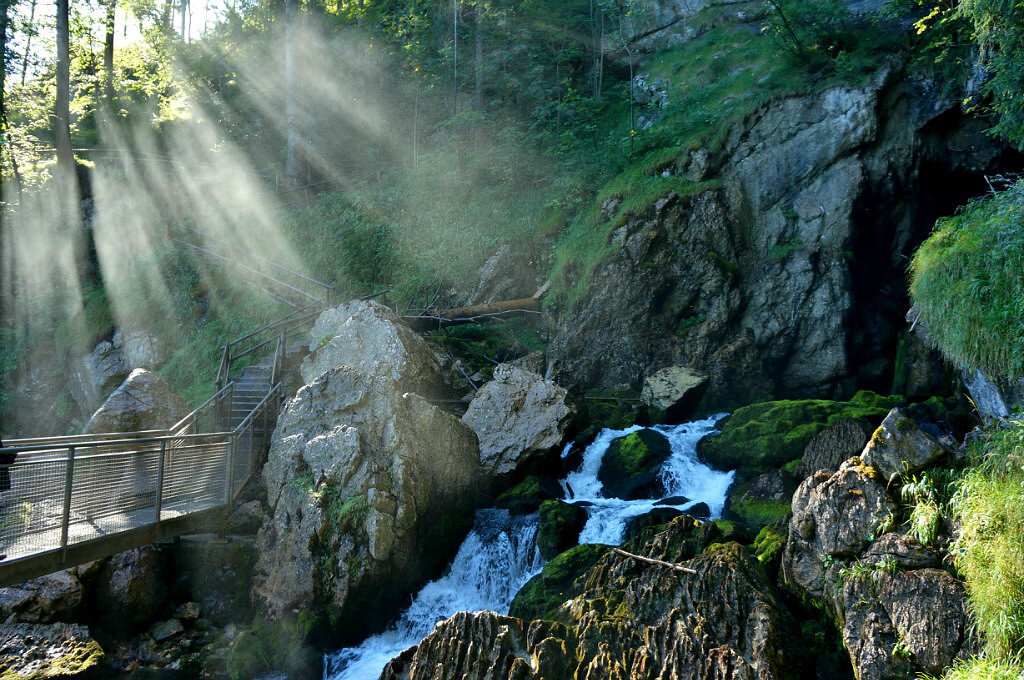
[
  {"left": 624, "top": 507, "right": 685, "bottom": 543},
  {"left": 508, "top": 544, "right": 611, "bottom": 622},
  {"left": 699, "top": 391, "right": 902, "bottom": 480},
  {"left": 537, "top": 500, "right": 588, "bottom": 560},
  {"left": 598, "top": 428, "right": 672, "bottom": 499},
  {"left": 494, "top": 475, "right": 562, "bottom": 515},
  {"left": 752, "top": 521, "right": 788, "bottom": 574},
  {"left": 0, "top": 623, "right": 103, "bottom": 679},
  {"left": 725, "top": 470, "right": 795, "bottom": 533}
]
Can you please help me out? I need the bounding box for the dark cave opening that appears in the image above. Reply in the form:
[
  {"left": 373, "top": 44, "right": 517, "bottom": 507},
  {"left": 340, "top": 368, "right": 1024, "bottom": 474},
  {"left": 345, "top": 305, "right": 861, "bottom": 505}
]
[{"left": 846, "top": 109, "right": 1024, "bottom": 398}]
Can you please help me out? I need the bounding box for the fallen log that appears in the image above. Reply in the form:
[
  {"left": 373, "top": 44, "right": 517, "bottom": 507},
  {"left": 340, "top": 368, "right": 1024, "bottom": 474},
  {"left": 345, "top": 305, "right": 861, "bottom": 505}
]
[
  {"left": 613, "top": 547, "right": 699, "bottom": 575},
  {"left": 404, "top": 297, "right": 542, "bottom": 332}
]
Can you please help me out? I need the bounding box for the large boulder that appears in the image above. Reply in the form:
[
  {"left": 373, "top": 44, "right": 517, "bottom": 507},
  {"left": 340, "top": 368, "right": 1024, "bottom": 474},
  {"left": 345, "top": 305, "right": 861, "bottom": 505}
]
[
  {"left": 300, "top": 300, "right": 447, "bottom": 395},
  {"left": 861, "top": 408, "right": 951, "bottom": 483},
  {"left": 254, "top": 365, "right": 481, "bottom": 636},
  {"left": 83, "top": 368, "right": 192, "bottom": 434},
  {"left": 0, "top": 569, "right": 84, "bottom": 623},
  {"left": 112, "top": 328, "right": 164, "bottom": 370},
  {"left": 598, "top": 428, "right": 672, "bottom": 500},
  {"left": 70, "top": 340, "right": 130, "bottom": 417},
  {"left": 462, "top": 364, "right": 574, "bottom": 478},
  {"left": 640, "top": 365, "right": 709, "bottom": 420},
  {"left": 536, "top": 500, "right": 588, "bottom": 561},
  {"left": 94, "top": 545, "right": 169, "bottom": 631},
  {"left": 781, "top": 457, "right": 897, "bottom": 600},
  {"left": 0, "top": 623, "right": 103, "bottom": 678}
]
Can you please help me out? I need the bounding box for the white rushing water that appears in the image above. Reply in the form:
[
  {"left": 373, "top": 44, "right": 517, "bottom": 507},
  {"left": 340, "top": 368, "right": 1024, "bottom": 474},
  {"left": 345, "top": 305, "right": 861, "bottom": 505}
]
[
  {"left": 323, "top": 509, "right": 543, "bottom": 680},
  {"left": 323, "top": 414, "right": 733, "bottom": 680},
  {"left": 564, "top": 415, "right": 734, "bottom": 545}
]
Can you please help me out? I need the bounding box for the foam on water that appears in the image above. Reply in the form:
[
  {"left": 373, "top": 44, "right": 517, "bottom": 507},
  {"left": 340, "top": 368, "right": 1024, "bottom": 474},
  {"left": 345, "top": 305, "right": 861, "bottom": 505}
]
[{"left": 323, "top": 509, "right": 542, "bottom": 680}]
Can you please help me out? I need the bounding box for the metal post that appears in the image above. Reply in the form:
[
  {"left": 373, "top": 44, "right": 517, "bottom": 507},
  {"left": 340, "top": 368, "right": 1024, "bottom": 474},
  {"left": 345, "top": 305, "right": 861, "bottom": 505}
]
[
  {"left": 59, "top": 446, "right": 76, "bottom": 562},
  {"left": 225, "top": 435, "right": 236, "bottom": 505},
  {"left": 155, "top": 439, "right": 166, "bottom": 524}
]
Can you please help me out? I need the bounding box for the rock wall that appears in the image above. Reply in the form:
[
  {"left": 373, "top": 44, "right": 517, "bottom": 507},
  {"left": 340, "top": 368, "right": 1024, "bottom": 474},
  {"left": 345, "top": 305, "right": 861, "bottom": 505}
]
[{"left": 548, "top": 65, "right": 1011, "bottom": 409}]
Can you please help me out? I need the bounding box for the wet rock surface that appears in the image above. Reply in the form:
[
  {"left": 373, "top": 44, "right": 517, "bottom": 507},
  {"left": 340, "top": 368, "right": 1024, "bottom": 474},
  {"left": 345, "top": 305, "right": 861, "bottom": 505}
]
[
  {"left": 861, "top": 407, "right": 951, "bottom": 482},
  {"left": 598, "top": 428, "right": 672, "bottom": 500}
]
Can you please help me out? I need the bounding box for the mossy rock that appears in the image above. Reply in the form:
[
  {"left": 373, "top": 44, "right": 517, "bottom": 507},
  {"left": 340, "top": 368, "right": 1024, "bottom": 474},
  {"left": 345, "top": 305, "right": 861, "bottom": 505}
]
[
  {"left": 699, "top": 391, "right": 903, "bottom": 479},
  {"left": 226, "top": 617, "right": 320, "bottom": 680},
  {"left": 751, "top": 521, "right": 787, "bottom": 574},
  {"left": 509, "top": 544, "right": 611, "bottom": 622},
  {"left": 537, "top": 500, "right": 588, "bottom": 561},
  {"left": 598, "top": 429, "right": 672, "bottom": 500},
  {"left": 624, "top": 507, "right": 685, "bottom": 543},
  {"left": 494, "top": 475, "right": 562, "bottom": 515},
  {"left": 712, "top": 519, "right": 748, "bottom": 544},
  {"left": 727, "top": 498, "right": 791, "bottom": 533}
]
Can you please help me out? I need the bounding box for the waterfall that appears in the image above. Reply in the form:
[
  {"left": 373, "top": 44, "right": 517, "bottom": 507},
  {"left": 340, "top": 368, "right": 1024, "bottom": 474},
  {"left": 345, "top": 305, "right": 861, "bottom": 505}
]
[
  {"left": 322, "top": 509, "right": 542, "bottom": 680},
  {"left": 323, "top": 414, "right": 732, "bottom": 679}
]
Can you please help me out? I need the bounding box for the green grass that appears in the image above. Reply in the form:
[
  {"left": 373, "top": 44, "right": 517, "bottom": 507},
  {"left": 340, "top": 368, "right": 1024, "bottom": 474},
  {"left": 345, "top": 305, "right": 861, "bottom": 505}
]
[
  {"left": 929, "top": 656, "right": 1024, "bottom": 680},
  {"left": 911, "top": 179, "right": 1024, "bottom": 378},
  {"left": 949, "top": 421, "right": 1024, "bottom": 661}
]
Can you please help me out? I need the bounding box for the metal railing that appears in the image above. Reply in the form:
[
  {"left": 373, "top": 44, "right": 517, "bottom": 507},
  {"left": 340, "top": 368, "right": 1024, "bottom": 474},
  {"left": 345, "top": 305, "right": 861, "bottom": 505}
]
[
  {"left": 0, "top": 383, "right": 282, "bottom": 587},
  {"left": 214, "top": 300, "right": 327, "bottom": 391}
]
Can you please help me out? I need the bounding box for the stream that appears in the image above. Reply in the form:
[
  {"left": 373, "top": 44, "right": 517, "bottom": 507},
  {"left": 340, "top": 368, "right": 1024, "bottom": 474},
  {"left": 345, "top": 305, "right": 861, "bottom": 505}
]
[{"left": 322, "top": 414, "right": 733, "bottom": 680}]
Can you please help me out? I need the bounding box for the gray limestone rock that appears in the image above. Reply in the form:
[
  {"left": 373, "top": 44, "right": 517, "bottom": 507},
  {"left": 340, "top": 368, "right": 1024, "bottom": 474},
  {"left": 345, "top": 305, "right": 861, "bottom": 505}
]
[
  {"left": 300, "top": 300, "right": 447, "bottom": 396},
  {"left": 463, "top": 364, "right": 574, "bottom": 478},
  {"left": 83, "top": 368, "right": 192, "bottom": 434},
  {"left": 861, "top": 408, "right": 950, "bottom": 483}
]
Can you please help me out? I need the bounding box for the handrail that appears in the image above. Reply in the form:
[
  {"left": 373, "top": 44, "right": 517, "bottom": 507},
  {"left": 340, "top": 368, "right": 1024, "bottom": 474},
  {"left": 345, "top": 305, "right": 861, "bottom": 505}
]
[
  {"left": 168, "top": 383, "right": 235, "bottom": 433},
  {"left": 0, "top": 431, "right": 236, "bottom": 455},
  {"left": 171, "top": 223, "right": 334, "bottom": 299},
  {"left": 234, "top": 383, "right": 281, "bottom": 435}
]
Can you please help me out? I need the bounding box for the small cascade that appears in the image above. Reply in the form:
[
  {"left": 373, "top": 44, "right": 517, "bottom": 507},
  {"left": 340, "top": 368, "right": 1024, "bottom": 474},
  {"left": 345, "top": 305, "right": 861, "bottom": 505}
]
[
  {"left": 323, "top": 509, "right": 542, "bottom": 680},
  {"left": 323, "top": 415, "right": 732, "bottom": 679},
  {"left": 564, "top": 415, "right": 734, "bottom": 545}
]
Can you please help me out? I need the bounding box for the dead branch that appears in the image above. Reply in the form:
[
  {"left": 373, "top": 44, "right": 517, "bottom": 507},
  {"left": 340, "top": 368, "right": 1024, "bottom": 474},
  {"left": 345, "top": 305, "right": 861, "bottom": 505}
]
[{"left": 613, "top": 548, "right": 698, "bottom": 575}]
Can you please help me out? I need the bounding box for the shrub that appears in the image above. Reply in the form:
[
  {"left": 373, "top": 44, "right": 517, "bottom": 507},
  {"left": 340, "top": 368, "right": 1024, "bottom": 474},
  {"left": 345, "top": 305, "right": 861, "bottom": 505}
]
[{"left": 910, "top": 180, "right": 1024, "bottom": 378}]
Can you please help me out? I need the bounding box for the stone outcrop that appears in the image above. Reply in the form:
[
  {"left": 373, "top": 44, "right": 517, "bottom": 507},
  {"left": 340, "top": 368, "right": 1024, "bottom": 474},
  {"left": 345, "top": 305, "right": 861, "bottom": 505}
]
[
  {"left": 548, "top": 64, "right": 1008, "bottom": 408},
  {"left": 598, "top": 428, "right": 672, "bottom": 500},
  {"left": 70, "top": 340, "right": 130, "bottom": 417},
  {"left": 254, "top": 364, "right": 481, "bottom": 634},
  {"left": 0, "top": 623, "right": 103, "bottom": 678},
  {"left": 386, "top": 518, "right": 790, "bottom": 680},
  {"left": 300, "top": 300, "right": 447, "bottom": 395},
  {"left": 861, "top": 408, "right": 951, "bottom": 482},
  {"left": 797, "top": 417, "right": 877, "bottom": 478},
  {"left": 782, "top": 456, "right": 974, "bottom": 679},
  {"left": 95, "top": 545, "right": 169, "bottom": 631},
  {"left": 463, "top": 364, "right": 574, "bottom": 478},
  {"left": 0, "top": 569, "right": 83, "bottom": 624},
  {"left": 640, "top": 365, "right": 709, "bottom": 420},
  {"left": 83, "top": 368, "right": 192, "bottom": 434}
]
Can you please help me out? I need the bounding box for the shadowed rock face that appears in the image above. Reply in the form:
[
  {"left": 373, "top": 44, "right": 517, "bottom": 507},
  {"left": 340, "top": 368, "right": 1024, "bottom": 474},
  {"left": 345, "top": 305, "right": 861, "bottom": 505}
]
[
  {"left": 382, "top": 518, "right": 791, "bottom": 680},
  {"left": 548, "top": 69, "right": 1006, "bottom": 408},
  {"left": 83, "top": 368, "right": 191, "bottom": 434},
  {"left": 256, "top": 349, "right": 481, "bottom": 638}
]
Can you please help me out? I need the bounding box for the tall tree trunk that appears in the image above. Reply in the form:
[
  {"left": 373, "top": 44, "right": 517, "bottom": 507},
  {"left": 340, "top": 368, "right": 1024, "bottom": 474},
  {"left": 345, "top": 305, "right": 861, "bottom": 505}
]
[
  {"left": 452, "top": 0, "right": 458, "bottom": 115},
  {"left": 283, "top": 0, "right": 299, "bottom": 188},
  {"left": 20, "top": 0, "right": 36, "bottom": 85},
  {"left": 55, "top": 0, "right": 75, "bottom": 176},
  {"left": 474, "top": 4, "right": 482, "bottom": 111},
  {"left": 104, "top": 0, "right": 116, "bottom": 108},
  {"left": 180, "top": 0, "right": 188, "bottom": 40}
]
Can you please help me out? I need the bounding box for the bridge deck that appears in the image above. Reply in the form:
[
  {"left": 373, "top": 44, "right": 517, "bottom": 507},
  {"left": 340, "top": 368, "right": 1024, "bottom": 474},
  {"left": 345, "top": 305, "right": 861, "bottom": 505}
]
[{"left": 0, "top": 382, "right": 281, "bottom": 588}]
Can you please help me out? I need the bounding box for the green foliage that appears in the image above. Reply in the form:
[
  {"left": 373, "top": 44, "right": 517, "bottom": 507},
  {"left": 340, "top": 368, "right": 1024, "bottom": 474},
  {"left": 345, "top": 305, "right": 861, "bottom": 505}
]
[
  {"left": 838, "top": 556, "right": 898, "bottom": 584},
  {"left": 930, "top": 656, "right": 1024, "bottom": 680},
  {"left": 900, "top": 468, "right": 954, "bottom": 546},
  {"left": 950, "top": 421, "right": 1024, "bottom": 661},
  {"left": 428, "top": 321, "right": 545, "bottom": 382},
  {"left": 911, "top": 179, "right": 1024, "bottom": 378},
  {"left": 762, "top": 0, "right": 852, "bottom": 62},
  {"left": 767, "top": 235, "right": 803, "bottom": 262},
  {"left": 954, "top": 0, "right": 1024, "bottom": 149},
  {"left": 227, "top": 616, "right": 319, "bottom": 680}
]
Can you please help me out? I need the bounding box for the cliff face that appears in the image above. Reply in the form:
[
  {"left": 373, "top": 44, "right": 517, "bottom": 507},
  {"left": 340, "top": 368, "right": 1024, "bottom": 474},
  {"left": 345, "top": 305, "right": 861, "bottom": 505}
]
[{"left": 548, "top": 66, "right": 1011, "bottom": 409}]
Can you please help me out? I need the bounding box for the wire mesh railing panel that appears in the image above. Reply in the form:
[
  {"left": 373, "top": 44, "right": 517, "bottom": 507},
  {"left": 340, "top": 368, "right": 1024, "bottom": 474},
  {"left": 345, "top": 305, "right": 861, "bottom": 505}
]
[
  {"left": 160, "top": 439, "right": 231, "bottom": 519},
  {"left": 0, "top": 455, "right": 68, "bottom": 560},
  {"left": 67, "top": 444, "right": 161, "bottom": 544}
]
